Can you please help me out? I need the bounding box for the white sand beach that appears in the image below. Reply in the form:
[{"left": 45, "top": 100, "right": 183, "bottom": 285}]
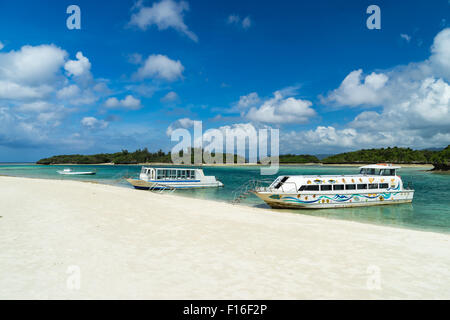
[{"left": 0, "top": 176, "right": 449, "bottom": 299}]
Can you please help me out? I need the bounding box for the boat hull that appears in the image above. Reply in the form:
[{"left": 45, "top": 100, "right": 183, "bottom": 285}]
[
  {"left": 57, "top": 171, "right": 96, "bottom": 175},
  {"left": 254, "top": 190, "right": 414, "bottom": 209},
  {"left": 126, "top": 179, "right": 223, "bottom": 190}
]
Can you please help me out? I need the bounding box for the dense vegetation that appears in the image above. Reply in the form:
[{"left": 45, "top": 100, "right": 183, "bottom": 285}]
[
  {"left": 37, "top": 149, "right": 171, "bottom": 165},
  {"left": 278, "top": 154, "right": 320, "bottom": 163},
  {"left": 430, "top": 145, "right": 450, "bottom": 170},
  {"left": 37, "top": 146, "right": 450, "bottom": 170},
  {"left": 37, "top": 148, "right": 243, "bottom": 165},
  {"left": 321, "top": 146, "right": 449, "bottom": 165}
]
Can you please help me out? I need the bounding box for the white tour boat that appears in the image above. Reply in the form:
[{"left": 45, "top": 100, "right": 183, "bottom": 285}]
[
  {"left": 127, "top": 167, "right": 224, "bottom": 190},
  {"left": 254, "top": 164, "right": 414, "bottom": 209},
  {"left": 57, "top": 168, "right": 97, "bottom": 175}
]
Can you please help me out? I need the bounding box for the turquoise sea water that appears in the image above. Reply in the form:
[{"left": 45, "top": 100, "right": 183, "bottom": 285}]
[{"left": 1, "top": 164, "right": 449, "bottom": 234}]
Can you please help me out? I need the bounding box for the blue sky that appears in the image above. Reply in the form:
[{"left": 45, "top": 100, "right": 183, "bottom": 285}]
[{"left": 0, "top": 0, "right": 449, "bottom": 161}]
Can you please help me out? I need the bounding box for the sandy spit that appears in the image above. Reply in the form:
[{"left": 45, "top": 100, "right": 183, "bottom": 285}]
[{"left": 0, "top": 176, "right": 448, "bottom": 299}]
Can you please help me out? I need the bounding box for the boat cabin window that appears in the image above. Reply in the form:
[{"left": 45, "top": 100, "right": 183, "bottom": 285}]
[
  {"left": 345, "top": 184, "right": 356, "bottom": 190},
  {"left": 156, "top": 169, "right": 196, "bottom": 180},
  {"left": 333, "top": 185, "right": 345, "bottom": 190},
  {"left": 305, "top": 185, "right": 320, "bottom": 191},
  {"left": 360, "top": 168, "right": 376, "bottom": 175},
  {"left": 298, "top": 185, "right": 306, "bottom": 191},
  {"left": 369, "top": 183, "right": 378, "bottom": 189},
  {"left": 357, "top": 184, "right": 367, "bottom": 189},
  {"left": 274, "top": 176, "right": 289, "bottom": 189},
  {"left": 380, "top": 169, "right": 396, "bottom": 176},
  {"left": 320, "top": 185, "right": 332, "bottom": 191},
  {"left": 361, "top": 168, "right": 396, "bottom": 176},
  {"left": 379, "top": 183, "right": 389, "bottom": 189}
]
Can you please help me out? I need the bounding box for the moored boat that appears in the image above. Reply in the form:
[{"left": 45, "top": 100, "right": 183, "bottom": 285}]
[
  {"left": 127, "top": 167, "right": 223, "bottom": 190},
  {"left": 254, "top": 164, "right": 414, "bottom": 209},
  {"left": 57, "top": 168, "right": 97, "bottom": 175}
]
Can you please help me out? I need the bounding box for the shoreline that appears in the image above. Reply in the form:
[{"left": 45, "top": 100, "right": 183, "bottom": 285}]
[
  {"left": 0, "top": 176, "right": 449, "bottom": 299},
  {"left": 33, "top": 162, "right": 435, "bottom": 169}
]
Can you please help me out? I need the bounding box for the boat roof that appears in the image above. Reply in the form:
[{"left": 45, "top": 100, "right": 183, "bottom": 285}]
[
  {"left": 142, "top": 167, "right": 200, "bottom": 171},
  {"left": 359, "top": 163, "right": 401, "bottom": 169}
]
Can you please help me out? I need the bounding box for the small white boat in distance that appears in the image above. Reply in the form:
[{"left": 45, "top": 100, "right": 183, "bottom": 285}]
[
  {"left": 57, "top": 168, "right": 97, "bottom": 175},
  {"left": 127, "top": 167, "right": 223, "bottom": 190},
  {"left": 254, "top": 164, "right": 414, "bottom": 209}
]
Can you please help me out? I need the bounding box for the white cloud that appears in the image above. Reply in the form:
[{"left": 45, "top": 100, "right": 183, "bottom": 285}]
[
  {"left": 128, "top": 53, "right": 143, "bottom": 65},
  {"left": 0, "top": 43, "right": 115, "bottom": 150},
  {"left": 81, "top": 117, "right": 108, "bottom": 129},
  {"left": 242, "top": 16, "right": 252, "bottom": 29},
  {"left": 126, "top": 83, "right": 159, "bottom": 97},
  {"left": 236, "top": 92, "right": 260, "bottom": 110},
  {"left": 166, "top": 117, "right": 196, "bottom": 136},
  {"left": 15, "top": 101, "right": 55, "bottom": 113},
  {"left": 0, "top": 44, "right": 67, "bottom": 86},
  {"left": 0, "top": 80, "right": 52, "bottom": 100},
  {"left": 104, "top": 95, "right": 142, "bottom": 110},
  {"left": 430, "top": 28, "right": 450, "bottom": 75},
  {"left": 135, "top": 54, "right": 184, "bottom": 81},
  {"left": 37, "top": 110, "right": 66, "bottom": 127},
  {"left": 160, "top": 91, "right": 179, "bottom": 103},
  {"left": 64, "top": 51, "right": 92, "bottom": 78},
  {"left": 56, "top": 84, "right": 100, "bottom": 107},
  {"left": 281, "top": 124, "right": 450, "bottom": 155},
  {"left": 0, "top": 42, "right": 4, "bottom": 50},
  {"left": 324, "top": 69, "right": 389, "bottom": 107},
  {"left": 57, "top": 84, "right": 80, "bottom": 99},
  {"left": 400, "top": 33, "right": 411, "bottom": 42},
  {"left": 0, "top": 107, "right": 50, "bottom": 148},
  {"left": 296, "top": 28, "right": 450, "bottom": 153},
  {"left": 129, "top": 0, "right": 198, "bottom": 42},
  {"left": 227, "top": 15, "right": 240, "bottom": 24},
  {"left": 284, "top": 126, "right": 358, "bottom": 149},
  {"left": 166, "top": 120, "right": 262, "bottom": 157},
  {"left": 246, "top": 91, "right": 315, "bottom": 124},
  {"left": 227, "top": 14, "right": 252, "bottom": 29}
]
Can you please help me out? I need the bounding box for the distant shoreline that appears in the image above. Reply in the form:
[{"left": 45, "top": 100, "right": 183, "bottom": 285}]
[{"left": 34, "top": 162, "right": 435, "bottom": 169}]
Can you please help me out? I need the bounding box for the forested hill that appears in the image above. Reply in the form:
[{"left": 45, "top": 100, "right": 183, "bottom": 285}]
[
  {"left": 321, "top": 146, "right": 450, "bottom": 166},
  {"left": 36, "top": 146, "right": 449, "bottom": 169},
  {"left": 37, "top": 150, "right": 318, "bottom": 165},
  {"left": 278, "top": 154, "right": 320, "bottom": 163},
  {"left": 37, "top": 149, "right": 171, "bottom": 165},
  {"left": 36, "top": 149, "right": 244, "bottom": 165}
]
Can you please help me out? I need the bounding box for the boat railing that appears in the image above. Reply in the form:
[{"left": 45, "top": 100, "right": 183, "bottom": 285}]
[
  {"left": 149, "top": 182, "right": 176, "bottom": 193},
  {"left": 231, "top": 179, "right": 273, "bottom": 204},
  {"left": 256, "top": 181, "right": 299, "bottom": 194}
]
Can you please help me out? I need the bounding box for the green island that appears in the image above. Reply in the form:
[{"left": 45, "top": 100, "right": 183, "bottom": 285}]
[
  {"left": 37, "top": 145, "right": 450, "bottom": 170},
  {"left": 36, "top": 148, "right": 244, "bottom": 165},
  {"left": 322, "top": 146, "right": 450, "bottom": 169}
]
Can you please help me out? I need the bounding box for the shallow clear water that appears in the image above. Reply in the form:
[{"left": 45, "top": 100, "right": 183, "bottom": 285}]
[{"left": 1, "top": 164, "right": 449, "bottom": 234}]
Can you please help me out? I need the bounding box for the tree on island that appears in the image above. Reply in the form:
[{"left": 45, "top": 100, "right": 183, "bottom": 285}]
[{"left": 36, "top": 145, "right": 449, "bottom": 170}]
